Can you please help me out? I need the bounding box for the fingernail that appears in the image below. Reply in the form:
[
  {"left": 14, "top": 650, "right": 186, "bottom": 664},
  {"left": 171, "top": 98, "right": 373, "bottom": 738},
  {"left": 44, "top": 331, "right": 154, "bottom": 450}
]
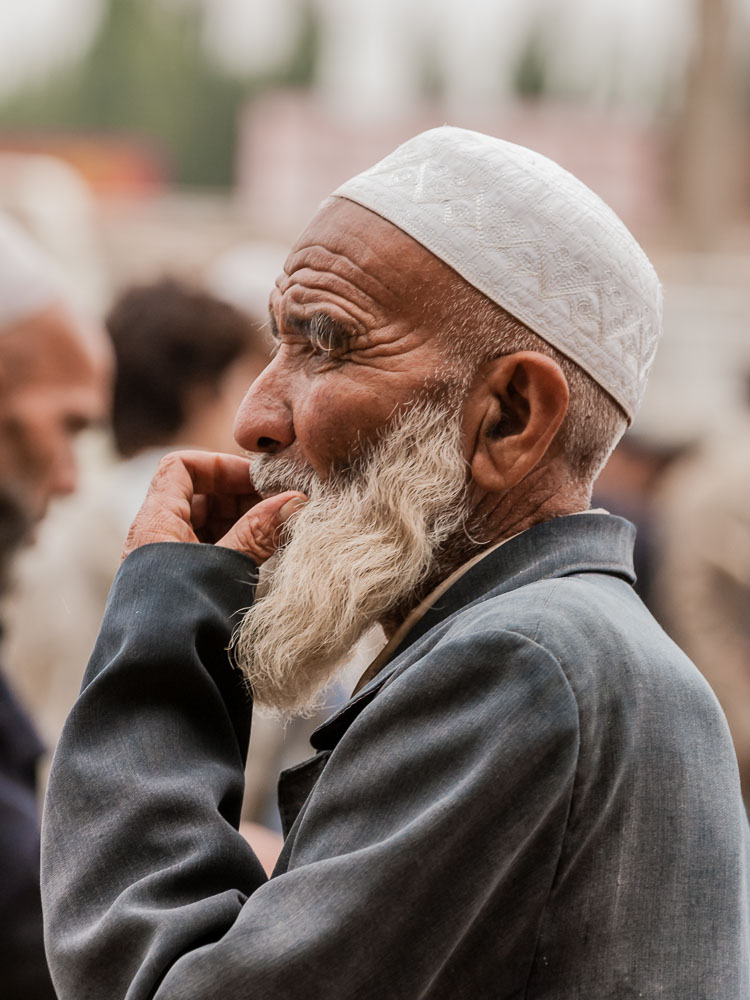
[{"left": 279, "top": 494, "right": 307, "bottom": 522}]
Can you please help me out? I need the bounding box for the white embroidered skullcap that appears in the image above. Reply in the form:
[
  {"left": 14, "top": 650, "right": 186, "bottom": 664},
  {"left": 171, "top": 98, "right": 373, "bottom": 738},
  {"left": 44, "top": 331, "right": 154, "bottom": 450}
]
[
  {"left": 0, "top": 211, "right": 64, "bottom": 332},
  {"left": 332, "top": 126, "right": 662, "bottom": 422}
]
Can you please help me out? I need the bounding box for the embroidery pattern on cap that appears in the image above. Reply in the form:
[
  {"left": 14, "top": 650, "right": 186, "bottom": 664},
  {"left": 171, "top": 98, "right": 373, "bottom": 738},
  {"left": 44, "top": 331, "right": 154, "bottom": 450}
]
[{"left": 334, "top": 127, "right": 662, "bottom": 422}]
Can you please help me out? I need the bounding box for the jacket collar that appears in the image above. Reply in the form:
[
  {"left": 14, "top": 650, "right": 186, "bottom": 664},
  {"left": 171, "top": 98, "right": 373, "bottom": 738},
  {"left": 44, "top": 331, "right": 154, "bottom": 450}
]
[{"left": 310, "top": 512, "right": 635, "bottom": 752}]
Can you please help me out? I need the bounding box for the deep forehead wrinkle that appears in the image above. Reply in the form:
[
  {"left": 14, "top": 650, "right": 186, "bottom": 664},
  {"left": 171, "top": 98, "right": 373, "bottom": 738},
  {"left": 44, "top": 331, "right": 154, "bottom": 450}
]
[
  {"left": 276, "top": 280, "right": 375, "bottom": 338},
  {"left": 283, "top": 216, "right": 423, "bottom": 304},
  {"left": 274, "top": 200, "right": 459, "bottom": 338}
]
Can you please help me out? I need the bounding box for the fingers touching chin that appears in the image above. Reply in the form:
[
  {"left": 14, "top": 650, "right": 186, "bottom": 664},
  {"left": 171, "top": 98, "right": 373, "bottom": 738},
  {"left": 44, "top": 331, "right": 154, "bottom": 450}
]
[{"left": 217, "top": 492, "right": 307, "bottom": 563}]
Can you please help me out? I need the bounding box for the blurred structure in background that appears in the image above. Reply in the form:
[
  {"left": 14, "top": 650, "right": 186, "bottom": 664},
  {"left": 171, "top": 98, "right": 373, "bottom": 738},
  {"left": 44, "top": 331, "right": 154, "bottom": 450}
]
[
  {"left": 675, "top": 0, "right": 738, "bottom": 251},
  {"left": 0, "top": 0, "right": 748, "bottom": 440},
  {"left": 2, "top": 0, "right": 750, "bottom": 816}
]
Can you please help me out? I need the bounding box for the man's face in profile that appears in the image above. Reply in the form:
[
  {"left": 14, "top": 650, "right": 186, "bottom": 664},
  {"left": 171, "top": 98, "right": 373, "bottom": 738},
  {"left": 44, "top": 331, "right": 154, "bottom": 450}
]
[
  {"left": 230, "top": 200, "right": 476, "bottom": 718},
  {"left": 233, "top": 198, "right": 462, "bottom": 481},
  {"left": 0, "top": 304, "right": 109, "bottom": 533}
]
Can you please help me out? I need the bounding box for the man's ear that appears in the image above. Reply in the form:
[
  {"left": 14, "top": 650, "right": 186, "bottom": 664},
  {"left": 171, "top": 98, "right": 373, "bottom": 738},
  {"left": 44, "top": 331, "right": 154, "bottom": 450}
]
[{"left": 466, "top": 351, "right": 569, "bottom": 494}]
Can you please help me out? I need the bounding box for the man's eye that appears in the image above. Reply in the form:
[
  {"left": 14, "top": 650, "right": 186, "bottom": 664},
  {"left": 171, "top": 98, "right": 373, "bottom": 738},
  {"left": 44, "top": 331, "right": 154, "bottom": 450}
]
[
  {"left": 308, "top": 337, "right": 349, "bottom": 363},
  {"left": 308, "top": 315, "right": 350, "bottom": 357},
  {"left": 310, "top": 335, "right": 337, "bottom": 357}
]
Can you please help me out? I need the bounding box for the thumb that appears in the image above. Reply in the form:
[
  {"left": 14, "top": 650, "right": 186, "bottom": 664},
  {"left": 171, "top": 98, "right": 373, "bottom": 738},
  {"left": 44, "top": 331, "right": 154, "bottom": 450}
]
[{"left": 216, "top": 491, "right": 307, "bottom": 563}]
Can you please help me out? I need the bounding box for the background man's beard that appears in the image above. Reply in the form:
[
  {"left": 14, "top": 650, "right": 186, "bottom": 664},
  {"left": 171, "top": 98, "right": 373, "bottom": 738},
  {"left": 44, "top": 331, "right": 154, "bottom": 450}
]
[
  {"left": 0, "top": 487, "right": 32, "bottom": 597},
  {"left": 232, "top": 395, "right": 471, "bottom": 720}
]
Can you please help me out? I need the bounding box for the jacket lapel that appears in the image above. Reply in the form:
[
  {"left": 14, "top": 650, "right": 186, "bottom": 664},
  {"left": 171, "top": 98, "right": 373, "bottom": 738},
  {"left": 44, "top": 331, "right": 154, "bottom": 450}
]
[{"left": 276, "top": 512, "right": 636, "bottom": 842}]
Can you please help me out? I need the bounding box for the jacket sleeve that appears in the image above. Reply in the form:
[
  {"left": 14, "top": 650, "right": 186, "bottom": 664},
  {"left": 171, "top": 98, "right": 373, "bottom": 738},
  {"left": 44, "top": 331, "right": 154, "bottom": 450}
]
[{"left": 42, "top": 543, "right": 580, "bottom": 1000}]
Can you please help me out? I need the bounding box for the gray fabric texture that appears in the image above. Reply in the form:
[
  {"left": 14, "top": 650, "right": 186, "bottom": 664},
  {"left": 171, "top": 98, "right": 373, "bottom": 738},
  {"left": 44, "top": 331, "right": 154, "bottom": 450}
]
[{"left": 41, "top": 514, "right": 750, "bottom": 998}]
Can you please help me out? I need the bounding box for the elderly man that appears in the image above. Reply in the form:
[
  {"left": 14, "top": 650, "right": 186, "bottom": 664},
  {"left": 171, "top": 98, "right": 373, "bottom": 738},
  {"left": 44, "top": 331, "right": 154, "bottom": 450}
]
[
  {"left": 0, "top": 214, "right": 109, "bottom": 999},
  {"left": 43, "top": 129, "right": 749, "bottom": 998}
]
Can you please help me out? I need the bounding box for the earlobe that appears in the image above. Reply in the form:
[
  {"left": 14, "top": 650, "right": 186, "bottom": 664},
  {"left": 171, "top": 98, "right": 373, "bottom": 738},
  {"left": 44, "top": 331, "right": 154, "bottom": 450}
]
[{"left": 468, "top": 352, "right": 569, "bottom": 496}]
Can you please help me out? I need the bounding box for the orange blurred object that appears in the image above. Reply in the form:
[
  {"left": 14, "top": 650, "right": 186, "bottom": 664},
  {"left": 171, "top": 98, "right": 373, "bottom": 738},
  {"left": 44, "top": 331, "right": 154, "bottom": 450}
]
[{"left": 0, "top": 132, "right": 167, "bottom": 196}]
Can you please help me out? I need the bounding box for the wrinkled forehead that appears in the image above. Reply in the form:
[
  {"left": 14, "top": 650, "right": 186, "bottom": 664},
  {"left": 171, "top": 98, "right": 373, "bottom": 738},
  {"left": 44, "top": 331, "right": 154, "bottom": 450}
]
[
  {"left": 327, "top": 127, "right": 662, "bottom": 422},
  {"left": 275, "top": 197, "right": 461, "bottom": 311}
]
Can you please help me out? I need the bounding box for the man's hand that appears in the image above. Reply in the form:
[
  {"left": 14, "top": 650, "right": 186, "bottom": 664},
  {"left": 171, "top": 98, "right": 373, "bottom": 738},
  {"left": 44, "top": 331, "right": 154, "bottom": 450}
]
[{"left": 121, "top": 451, "right": 306, "bottom": 564}]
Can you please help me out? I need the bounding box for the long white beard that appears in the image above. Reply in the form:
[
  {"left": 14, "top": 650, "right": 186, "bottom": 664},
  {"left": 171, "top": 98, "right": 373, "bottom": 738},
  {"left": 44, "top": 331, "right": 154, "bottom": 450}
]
[{"left": 231, "top": 396, "right": 471, "bottom": 719}]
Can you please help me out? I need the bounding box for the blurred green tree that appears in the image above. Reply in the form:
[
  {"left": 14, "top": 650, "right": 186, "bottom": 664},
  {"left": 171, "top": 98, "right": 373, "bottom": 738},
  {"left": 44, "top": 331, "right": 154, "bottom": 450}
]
[
  {"left": 0, "top": 0, "right": 320, "bottom": 188},
  {"left": 512, "top": 26, "right": 549, "bottom": 100}
]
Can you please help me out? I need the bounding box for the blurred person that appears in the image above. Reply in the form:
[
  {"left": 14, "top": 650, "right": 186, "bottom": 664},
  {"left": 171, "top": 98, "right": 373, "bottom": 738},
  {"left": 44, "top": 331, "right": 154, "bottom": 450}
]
[
  {"left": 0, "top": 153, "right": 109, "bottom": 318},
  {"left": 3, "top": 276, "right": 288, "bottom": 870},
  {"left": 108, "top": 277, "right": 270, "bottom": 461},
  {"left": 592, "top": 432, "right": 684, "bottom": 610},
  {"left": 0, "top": 213, "right": 109, "bottom": 999},
  {"left": 654, "top": 380, "right": 750, "bottom": 805},
  {"left": 43, "top": 128, "right": 749, "bottom": 999},
  {"left": 3, "top": 278, "right": 270, "bottom": 760}
]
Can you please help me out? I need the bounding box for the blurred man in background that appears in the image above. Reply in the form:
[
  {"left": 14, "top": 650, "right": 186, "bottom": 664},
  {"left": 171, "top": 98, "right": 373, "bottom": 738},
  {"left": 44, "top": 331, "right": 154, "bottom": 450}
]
[
  {"left": 108, "top": 277, "right": 269, "bottom": 460},
  {"left": 3, "top": 277, "right": 269, "bottom": 761},
  {"left": 654, "top": 374, "right": 750, "bottom": 807},
  {"left": 0, "top": 213, "right": 110, "bottom": 998}
]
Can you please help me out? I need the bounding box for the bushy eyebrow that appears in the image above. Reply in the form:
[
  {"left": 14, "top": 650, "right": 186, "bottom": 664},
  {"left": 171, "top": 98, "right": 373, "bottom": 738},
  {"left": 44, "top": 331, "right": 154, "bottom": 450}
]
[{"left": 270, "top": 311, "right": 353, "bottom": 352}]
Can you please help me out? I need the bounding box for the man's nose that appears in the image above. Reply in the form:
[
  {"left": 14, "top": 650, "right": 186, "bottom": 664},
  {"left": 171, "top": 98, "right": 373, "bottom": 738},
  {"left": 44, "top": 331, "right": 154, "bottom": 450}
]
[
  {"left": 233, "top": 361, "right": 294, "bottom": 454},
  {"left": 47, "top": 447, "right": 77, "bottom": 499}
]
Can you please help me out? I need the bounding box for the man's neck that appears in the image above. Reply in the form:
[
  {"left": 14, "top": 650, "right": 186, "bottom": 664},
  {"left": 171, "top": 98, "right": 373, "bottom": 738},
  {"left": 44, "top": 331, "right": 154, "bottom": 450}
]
[{"left": 380, "top": 463, "right": 591, "bottom": 637}]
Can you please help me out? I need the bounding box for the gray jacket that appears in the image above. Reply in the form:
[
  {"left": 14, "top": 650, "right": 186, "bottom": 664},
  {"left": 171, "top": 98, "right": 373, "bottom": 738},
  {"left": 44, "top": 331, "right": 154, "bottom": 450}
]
[{"left": 42, "top": 514, "right": 750, "bottom": 998}]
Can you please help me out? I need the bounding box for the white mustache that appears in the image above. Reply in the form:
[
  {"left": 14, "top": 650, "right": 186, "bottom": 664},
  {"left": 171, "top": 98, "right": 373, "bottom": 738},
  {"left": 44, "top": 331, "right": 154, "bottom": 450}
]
[{"left": 250, "top": 454, "right": 322, "bottom": 498}]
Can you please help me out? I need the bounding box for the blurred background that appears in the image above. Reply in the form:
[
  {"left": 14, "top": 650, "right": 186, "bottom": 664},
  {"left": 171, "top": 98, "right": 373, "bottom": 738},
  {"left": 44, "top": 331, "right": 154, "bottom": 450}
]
[
  {"left": 0, "top": 0, "right": 749, "bottom": 440},
  {"left": 3, "top": 0, "right": 750, "bottom": 820}
]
